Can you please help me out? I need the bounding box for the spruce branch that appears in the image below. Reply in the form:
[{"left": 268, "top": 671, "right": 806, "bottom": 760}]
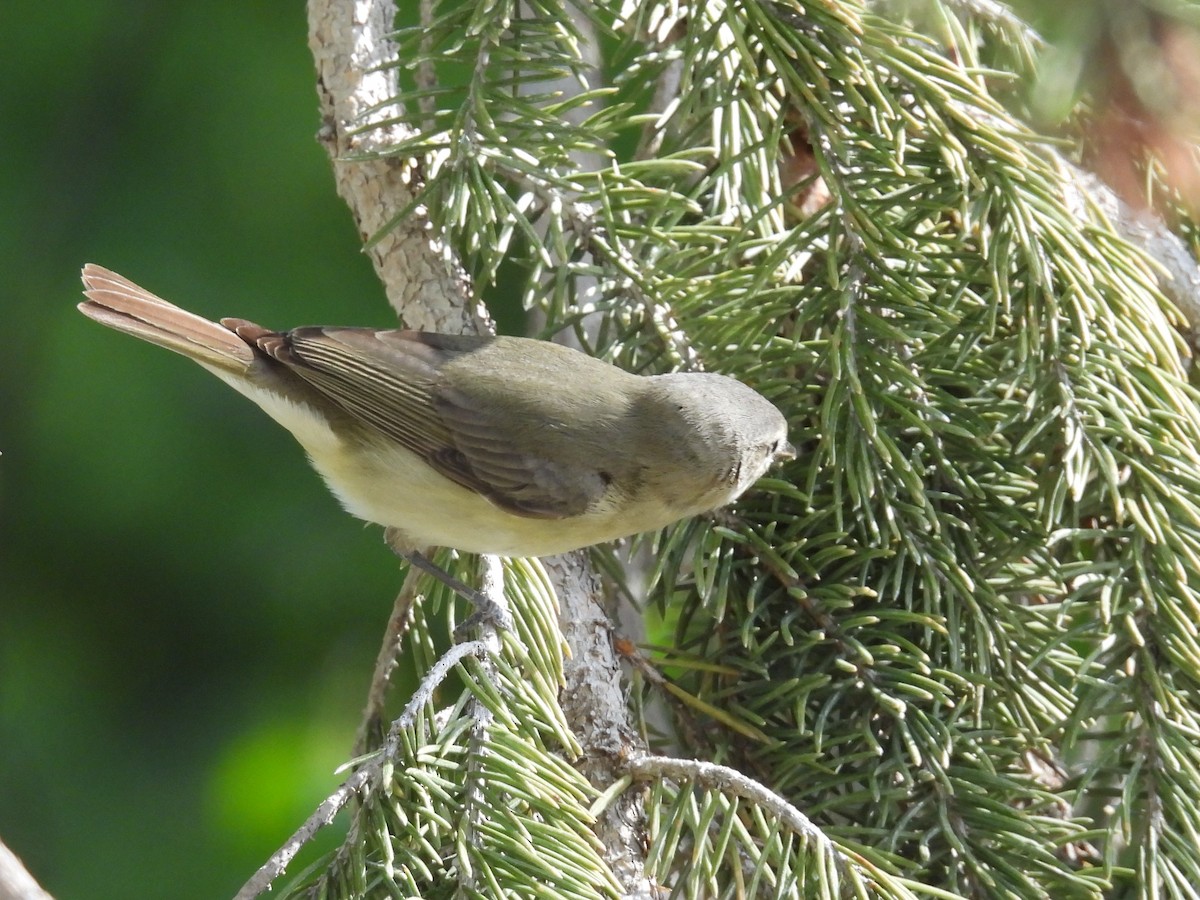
[
  {"left": 624, "top": 755, "right": 932, "bottom": 899},
  {"left": 1057, "top": 162, "right": 1200, "bottom": 337},
  {"left": 454, "top": 556, "right": 504, "bottom": 893},
  {"left": 235, "top": 769, "right": 368, "bottom": 900},
  {"left": 626, "top": 755, "right": 830, "bottom": 852},
  {"left": 235, "top": 638, "right": 490, "bottom": 899}
]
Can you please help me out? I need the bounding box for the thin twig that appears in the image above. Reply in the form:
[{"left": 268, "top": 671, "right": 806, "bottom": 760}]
[
  {"left": 235, "top": 638, "right": 489, "bottom": 899},
  {"left": 457, "top": 556, "right": 506, "bottom": 894},
  {"left": 353, "top": 567, "right": 423, "bottom": 757},
  {"left": 624, "top": 755, "right": 919, "bottom": 893},
  {"left": 628, "top": 755, "right": 830, "bottom": 848},
  {"left": 282, "top": 562, "right": 502, "bottom": 899},
  {"left": 387, "top": 639, "right": 487, "bottom": 739},
  {"left": 233, "top": 769, "right": 372, "bottom": 900}
]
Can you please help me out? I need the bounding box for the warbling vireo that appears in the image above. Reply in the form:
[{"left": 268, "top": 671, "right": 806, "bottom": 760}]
[{"left": 78, "top": 265, "right": 793, "bottom": 574}]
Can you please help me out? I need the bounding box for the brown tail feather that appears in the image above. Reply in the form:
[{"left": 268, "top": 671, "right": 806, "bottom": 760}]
[{"left": 78, "top": 264, "right": 258, "bottom": 373}]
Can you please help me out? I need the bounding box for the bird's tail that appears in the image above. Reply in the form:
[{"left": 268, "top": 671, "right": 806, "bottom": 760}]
[{"left": 78, "top": 264, "right": 256, "bottom": 374}]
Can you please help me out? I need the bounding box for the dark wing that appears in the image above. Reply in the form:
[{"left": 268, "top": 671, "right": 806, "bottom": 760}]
[
  {"left": 243, "top": 326, "right": 605, "bottom": 519},
  {"left": 429, "top": 380, "right": 610, "bottom": 518},
  {"left": 264, "top": 327, "right": 456, "bottom": 458}
]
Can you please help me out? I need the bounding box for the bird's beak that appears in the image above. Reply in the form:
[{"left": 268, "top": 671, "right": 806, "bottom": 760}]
[{"left": 776, "top": 442, "right": 797, "bottom": 463}]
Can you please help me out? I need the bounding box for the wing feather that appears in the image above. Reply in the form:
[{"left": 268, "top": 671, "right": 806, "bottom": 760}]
[{"left": 258, "top": 328, "right": 607, "bottom": 519}]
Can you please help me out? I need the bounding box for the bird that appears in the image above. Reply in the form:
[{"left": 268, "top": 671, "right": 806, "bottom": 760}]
[{"left": 78, "top": 264, "right": 793, "bottom": 618}]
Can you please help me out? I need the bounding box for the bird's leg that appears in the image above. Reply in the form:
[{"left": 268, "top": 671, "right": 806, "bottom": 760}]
[{"left": 384, "top": 529, "right": 512, "bottom": 634}]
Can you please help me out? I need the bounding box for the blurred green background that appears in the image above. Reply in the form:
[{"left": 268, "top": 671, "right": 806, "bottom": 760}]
[{"left": 0, "top": 2, "right": 460, "bottom": 896}]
